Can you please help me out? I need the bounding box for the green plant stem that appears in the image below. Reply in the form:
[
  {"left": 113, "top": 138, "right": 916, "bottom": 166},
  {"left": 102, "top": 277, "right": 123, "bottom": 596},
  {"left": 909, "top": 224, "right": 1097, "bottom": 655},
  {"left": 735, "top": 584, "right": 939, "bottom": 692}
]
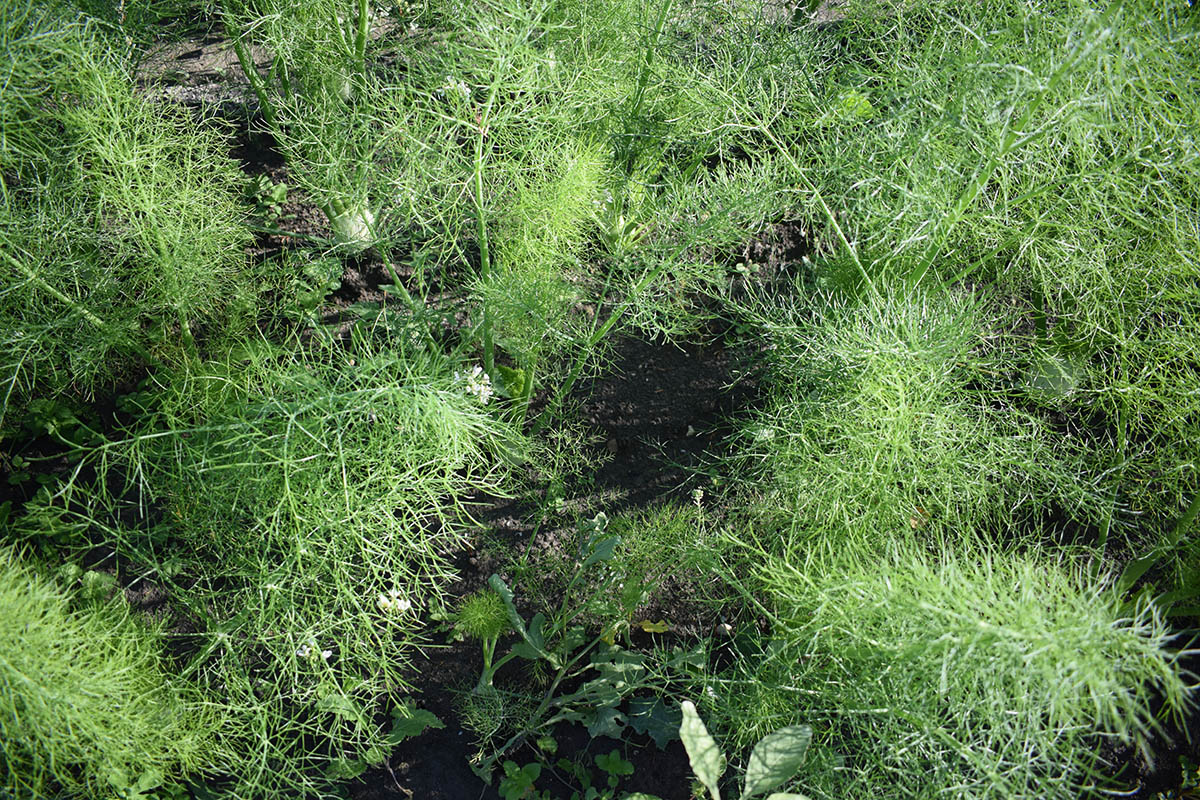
[
  {"left": 353, "top": 0, "right": 369, "bottom": 79},
  {"left": 226, "top": 18, "right": 278, "bottom": 128},
  {"left": 473, "top": 83, "right": 500, "bottom": 376},
  {"left": 475, "top": 628, "right": 611, "bottom": 777},
  {"left": 476, "top": 635, "right": 499, "bottom": 690},
  {"left": 516, "top": 362, "right": 536, "bottom": 425},
  {"left": 620, "top": 0, "right": 674, "bottom": 175}
]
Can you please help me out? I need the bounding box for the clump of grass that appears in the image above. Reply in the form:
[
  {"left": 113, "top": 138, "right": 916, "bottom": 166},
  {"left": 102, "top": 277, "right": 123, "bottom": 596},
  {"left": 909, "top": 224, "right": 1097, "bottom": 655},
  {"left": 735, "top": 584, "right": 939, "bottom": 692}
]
[
  {"left": 712, "top": 530, "right": 1197, "bottom": 800},
  {"left": 19, "top": 330, "right": 525, "bottom": 796},
  {"left": 728, "top": 287, "right": 1100, "bottom": 555},
  {"left": 0, "top": 544, "right": 214, "bottom": 799}
]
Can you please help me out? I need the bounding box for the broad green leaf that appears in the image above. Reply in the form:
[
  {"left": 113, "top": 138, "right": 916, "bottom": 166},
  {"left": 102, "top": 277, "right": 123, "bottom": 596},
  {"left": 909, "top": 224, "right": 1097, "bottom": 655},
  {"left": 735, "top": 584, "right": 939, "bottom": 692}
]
[
  {"left": 387, "top": 702, "right": 445, "bottom": 744},
  {"left": 324, "top": 758, "right": 366, "bottom": 780},
  {"left": 582, "top": 533, "right": 620, "bottom": 568},
  {"left": 585, "top": 705, "right": 626, "bottom": 739},
  {"left": 595, "top": 749, "right": 635, "bottom": 777},
  {"left": 639, "top": 619, "right": 670, "bottom": 633},
  {"left": 527, "top": 612, "right": 546, "bottom": 650},
  {"left": 628, "top": 696, "right": 681, "bottom": 749},
  {"left": 741, "top": 725, "right": 812, "bottom": 799},
  {"left": 317, "top": 692, "right": 360, "bottom": 722},
  {"left": 680, "top": 700, "right": 725, "bottom": 800},
  {"left": 135, "top": 769, "right": 163, "bottom": 792}
]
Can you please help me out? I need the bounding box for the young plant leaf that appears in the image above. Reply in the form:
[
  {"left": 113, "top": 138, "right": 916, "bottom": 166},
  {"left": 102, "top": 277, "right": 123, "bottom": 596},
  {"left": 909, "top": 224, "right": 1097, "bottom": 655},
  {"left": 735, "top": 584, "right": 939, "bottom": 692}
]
[
  {"left": 387, "top": 702, "right": 445, "bottom": 744},
  {"left": 585, "top": 706, "right": 626, "bottom": 739},
  {"left": 582, "top": 533, "right": 620, "bottom": 569},
  {"left": 511, "top": 612, "right": 550, "bottom": 661},
  {"left": 740, "top": 725, "right": 812, "bottom": 799},
  {"left": 680, "top": 700, "right": 725, "bottom": 800},
  {"left": 628, "top": 696, "right": 682, "bottom": 749}
]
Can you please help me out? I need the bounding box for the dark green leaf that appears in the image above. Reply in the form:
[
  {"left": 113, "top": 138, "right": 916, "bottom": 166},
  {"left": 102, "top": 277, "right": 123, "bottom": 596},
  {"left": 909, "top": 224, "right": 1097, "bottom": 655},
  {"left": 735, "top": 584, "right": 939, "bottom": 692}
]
[
  {"left": 595, "top": 750, "right": 635, "bottom": 777},
  {"left": 387, "top": 702, "right": 445, "bottom": 744},
  {"left": 586, "top": 706, "right": 627, "bottom": 739},
  {"left": 628, "top": 697, "right": 681, "bottom": 749}
]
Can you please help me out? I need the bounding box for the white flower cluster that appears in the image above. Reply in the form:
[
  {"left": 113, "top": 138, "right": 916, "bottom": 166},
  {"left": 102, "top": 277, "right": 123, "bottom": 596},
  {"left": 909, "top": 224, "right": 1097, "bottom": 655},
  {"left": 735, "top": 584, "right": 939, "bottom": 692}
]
[
  {"left": 592, "top": 189, "right": 615, "bottom": 210},
  {"left": 438, "top": 75, "right": 471, "bottom": 101},
  {"left": 454, "top": 365, "right": 494, "bottom": 405},
  {"left": 296, "top": 637, "right": 332, "bottom": 661},
  {"left": 377, "top": 588, "right": 413, "bottom": 614}
]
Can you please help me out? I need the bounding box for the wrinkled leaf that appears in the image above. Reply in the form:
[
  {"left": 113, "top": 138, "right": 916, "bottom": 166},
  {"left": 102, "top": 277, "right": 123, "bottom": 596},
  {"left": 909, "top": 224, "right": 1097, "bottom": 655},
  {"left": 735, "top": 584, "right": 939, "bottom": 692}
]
[
  {"left": 495, "top": 364, "right": 525, "bottom": 399},
  {"left": 135, "top": 769, "right": 163, "bottom": 792},
  {"left": 628, "top": 696, "right": 681, "bottom": 749},
  {"left": 317, "top": 692, "right": 360, "bottom": 722},
  {"left": 680, "top": 700, "right": 725, "bottom": 800},
  {"left": 586, "top": 705, "right": 627, "bottom": 739},
  {"left": 591, "top": 648, "right": 647, "bottom": 688},
  {"left": 741, "top": 725, "right": 812, "bottom": 799}
]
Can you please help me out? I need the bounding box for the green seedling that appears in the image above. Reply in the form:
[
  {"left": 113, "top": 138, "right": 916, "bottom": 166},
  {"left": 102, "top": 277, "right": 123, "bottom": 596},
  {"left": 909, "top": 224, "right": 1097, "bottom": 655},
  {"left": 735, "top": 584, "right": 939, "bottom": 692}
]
[
  {"left": 499, "top": 761, "right": 547, "bottom": 800},
  {"left": 594, "top": 749, "right": 635, "bottom": 791},
  {"left": 455, "top": 587, "right": 515, "bottom": 691},
  {"left": 469, "top": 513, "right": 676, "bottom": 779},
  {"left": 243, "top": 174, "right": 289, "bottom": 223}
]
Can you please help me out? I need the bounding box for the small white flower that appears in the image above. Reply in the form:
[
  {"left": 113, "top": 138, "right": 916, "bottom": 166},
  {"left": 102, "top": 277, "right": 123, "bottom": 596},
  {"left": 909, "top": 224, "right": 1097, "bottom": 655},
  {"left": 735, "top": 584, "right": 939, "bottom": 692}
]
[
  {"left": 320, "top": 649, "right": 333, "bottom": 661},
  {"left": 454, "top": 365, "right": 493, "bottom": 405},
  {"left": 439, "top": 75, "right": 470, "bottom": 101},
  {"left": 296, "top": 644, "right": 312, "bottom": 658},
  {"left": 692, "top": 488, "right": 705, "bottom": 507},
  {"left": 378, "top": 589, "right": 413, "bottom": 614}
]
